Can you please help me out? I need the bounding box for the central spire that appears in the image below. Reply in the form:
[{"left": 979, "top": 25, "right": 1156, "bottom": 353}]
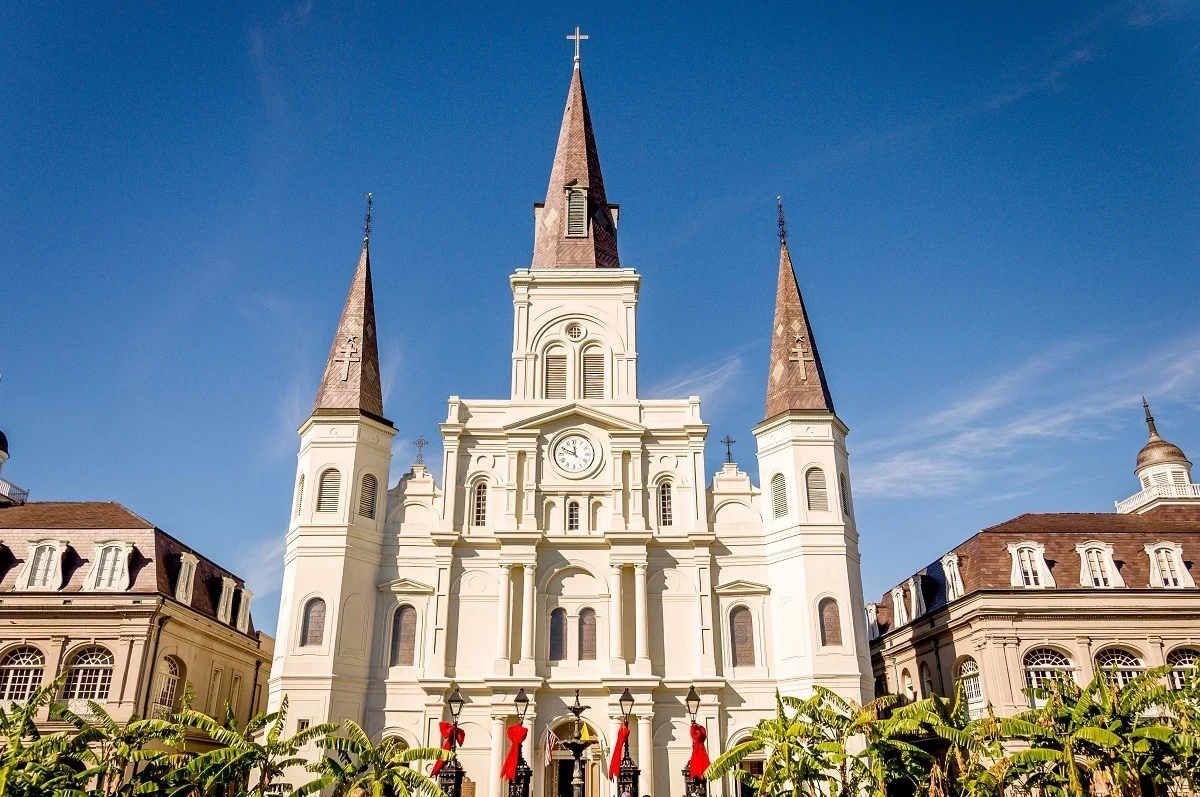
[{"left": 530, "top": 54, "right": 620, "bottom": 270}]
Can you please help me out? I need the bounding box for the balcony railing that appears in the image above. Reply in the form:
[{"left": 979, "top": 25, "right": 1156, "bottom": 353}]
[
  {"left": 0, "top": 477, "right": 28, "bottom": 505},
  {"left": 1116, "top": 483, "right": 1200, "bottom": 514}
]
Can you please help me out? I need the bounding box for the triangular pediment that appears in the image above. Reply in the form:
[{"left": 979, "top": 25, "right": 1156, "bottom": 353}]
[
  {"left": 714, "top": 579, "right": 771, "bottom": 596},
  {"left": 504, "top": 403, "right": 645, "bottom": 433},
  {"left": 377, "top": 577, "right": 436, "bottom": 594}
]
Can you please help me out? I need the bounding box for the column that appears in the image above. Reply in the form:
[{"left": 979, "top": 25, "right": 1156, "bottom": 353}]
[
  {"left": 490, "top": 714, "right": 507, "bottom": 797},
  {"left": 520, "top": 563, "right": 537, "bottom": 673},
  {"left": 637, "top": 711, "right": 653, "bottom": 797},
  {"left": 495, "top": 563, "right": 513, "bottom": 674},
  {"left": 634, "top": 564, "right": 650, "bottom": 673},
  {"left": 609, "top": 564, "right": 625, "bottom": 673}
]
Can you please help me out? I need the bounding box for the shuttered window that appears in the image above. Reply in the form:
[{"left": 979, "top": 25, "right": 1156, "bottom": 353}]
[
  {"left": 770, "top": 474, "right": 787, "bottom": 519},
  {"left": 818, "top": 598, "right": 842, "bottom": 646},
  {"left": 316, "top": 470, "right": 341, "bottom": 512},
  {"left": 301, "top": 598, "right": 326, "bottom": 647},
  {"left": 549, "top": 608, "right": 567, "bottom": 661},
  {"left": 806, "top": 468, "right": 829, "bottom": 511},
  {"left": 566, "top": 189, "right": 587, "bottom": 236},
  {"left": 730, "top": 606, "right": 755, "bottom": 667},
  {"left": 390, "top": 605, "right": 417, "bottom": 666},
  {"left": 578, "top": 608, "right": 597, "bottom": 660},
  {"left": 582, "top": 353, "right": 604, "bottom": 399},
  {"left": 658, "top": 482, "right": 673, "bottom": 527},
  {"left": 295, "top": 474, "right": 304, "bottom": 517},
  {"left": 545, "top": 355, "right": 567, "bottom": 400},
  {"left": 358, "top": 474, "right": 378, "bottom": 519}
]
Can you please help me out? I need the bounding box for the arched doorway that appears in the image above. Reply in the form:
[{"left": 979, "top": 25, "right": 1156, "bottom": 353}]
[{"left": 545, "top": 720, "right": 605, "bottom": 797}]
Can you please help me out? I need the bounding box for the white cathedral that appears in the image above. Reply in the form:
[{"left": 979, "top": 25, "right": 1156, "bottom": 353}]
[{"left": 269, "top": 54, "right": 872, "bottom": 797}]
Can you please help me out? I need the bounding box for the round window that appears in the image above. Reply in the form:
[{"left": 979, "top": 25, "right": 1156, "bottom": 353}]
[{"left": 565, "top": 323, "right": 584, "bottom": 340}]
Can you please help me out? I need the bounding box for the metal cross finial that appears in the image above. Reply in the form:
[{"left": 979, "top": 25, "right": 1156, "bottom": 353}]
[
  {"left": 363, "top": 193, "right": 373, "bottom": 242},
  {"left": 414, "top": 435, "right": 429, "bottom": 466},
  {"left": 567, "top": 27, "right": 589, "bottom": 63},
  {"left": 777, "top": 196, "right": 788, "bottom": 246},
  {"left": 720, "top": 435, "right": 736, "bottom": 464}
]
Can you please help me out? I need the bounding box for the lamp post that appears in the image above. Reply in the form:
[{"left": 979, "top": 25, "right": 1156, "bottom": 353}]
[
  {"left": 681, "top": 685, "right": 707, "bottom": 797},
  {"left": 616, "top": 688, "right": 640, "bottom": 797},
  {"left": 439, "top": 683, "right": 466, "bottom": 797},
  {"left": 560, "top": 690, "right": 594, "bottom": 797},
  {"left": 508, "top": 688, "right": 532, "bottom": 797}
]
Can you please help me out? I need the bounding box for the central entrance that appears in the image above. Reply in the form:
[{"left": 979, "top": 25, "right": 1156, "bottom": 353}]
[{"left": 544, "top": 722, "right": 604, "bottom": 797}]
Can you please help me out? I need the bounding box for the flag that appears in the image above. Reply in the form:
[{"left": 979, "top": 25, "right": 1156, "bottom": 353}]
[
  {"left": 544, "top": 728, "right": 558, "bottom": 768},
  {"left": 580, "top": 723, "right": 591, "bottom": 742}
]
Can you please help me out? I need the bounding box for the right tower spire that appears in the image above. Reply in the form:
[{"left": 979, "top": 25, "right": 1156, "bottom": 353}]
[{"left": 764, "top": 197, "right": 835, "bottom": 419}]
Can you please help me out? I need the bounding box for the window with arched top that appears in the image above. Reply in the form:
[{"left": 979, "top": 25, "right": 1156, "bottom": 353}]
[
  {"left": 152, "top": 657, "right": 182, "bottom": 715},
  {"left": 902, "top": 669, "right": 915, "bottom": 701},
  {"left": 27, "top": 544, "right": 58, "bottom": 589},
  {"left": 544, "top": 348, "right": 567, "bottom": 400},
  {"left": 818, "top": 598, "right": 842, "bottom": 646},
  {"left": 295, "top": 474, "right": 305, "bottom": 517},
  {"left": 582, "top": 348, "right": 604, "bottom": 399},
  {"left": 730, "top": 606, "right": 755, "bottom": 668},
  {"left": 0, "top": 647, "right": 44, "bottom": 703},
  {"left": 957, "top": 658, "right": 984, "bottom": 717},
  {"left": 316, "top": 469, "right": 341, "bottom": 512},
  {"left": 1095, "top": 648, "right": 1143, "bottom": 688},
  {"left": 920, "top": 662, "right": 935, "bottom": 697},
  {"left": 301, "top": 598, "right": 326, "bottom": 647},
  {"left": 658, "top": 481, "right": 673, "bottom": 527},
  {"left": 472, "top": 482, "right": 488, "bottom": 527},
  {"left": 770, "top": 474, "right": 787, "bottom": 519},
  {"left": 390, "top": 605, "right": 417, "bottom": 667},
  {"left": 839, "top": 473, "right": 851, "bottom": 514},
  {"left": 358, "top": 474, "right": 378, "bottom": 519},
  {"left": 566, "top": 501, "right": 580, "bottom": 531},
  {"left": 61, "top": 647, "right": 114, "bottom": 702},
  {"left": 1168, "top": 648, "right": 1200, "bottom": 690},
  {"left": 805, "top": 468, "right": 829, "bottom": 511},
  {"left": 578, "top": 608, "right": 597, "bottom": 661},
  {"left": 94, "top": 545, "right": 124, "bottom": 590},
  {"left": 1023, "top": 648, "right": 1073, "bottom": 697},
  {"left": 549, "top": 608, "right": 567, "bottom": 661}
]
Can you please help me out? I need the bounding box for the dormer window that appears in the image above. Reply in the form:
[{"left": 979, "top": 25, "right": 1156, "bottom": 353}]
[
  {"left": 891, "top": 586, "right": 909, "bottom": 626},
  {"left": 216, "top": 577, "right": 237, "bottom": 624},
  {"left": 175, "top": 553, "right": 199, "bottom": 604},
  {"left": 942, "top": 553, "right": 965, "bottom": 601},
  {"left": 20, "top": 540, "right": 68, "bottom": 591},
  {"left": 1146, "top": 542, "right": 1195, "bottom": 588},
  {"left": 565, "top": 186, "right": 587, "bottom": 237},
  {"left": 1075, "top": 541, "right": 1124, "bottom": 588},
  {"left": 85, "top": 541, "right": 134, "bottom": 592},
  {"left": 235, "top": 588, "right": 253, "bottom": 632},
  {"left": 907, "top": 575, "right": 926, "bottom": 619},
  {"left": 1007, "top": 541, "right": 1055, "bottom": 589}
]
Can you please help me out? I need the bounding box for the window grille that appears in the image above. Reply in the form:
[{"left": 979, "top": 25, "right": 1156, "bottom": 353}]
[
  {"left": 1168, "top": 648, "right": 1200, "bottom": 690},
  {"left": 1084, "top": 548, "right": 1110, "bottom": 587},
  {"left": 153, "top": 658, "right": 180, "bottom": 713},
  {"left": 658, "top": 482, "right": 673, "bottom": 527},
  {"left": 295, "top": 474, "right": 304, "bottom": 516},
  {"left": 472, "top": 482, "right": 487, "bottom": 527},
  {"left": 839, "top": 472, "right": 851, "bottom": 514},
  {"left": 566, "top": 189, "right": 587, "bottom": 236},
  {"left": 957, "top": 659, "right": 985, "bottom": 716},
  {"left": 578, "top": 608, "right": 597, "bottom": 660},
  {"left": 96, "top": 546, "right": 122, "bottom": 589},
  {"left": 61, "top": 648, "right": 114, "bottom": 701},
  {"left": 549, "top": 608, "right": 567, "bottom": 661},
  {"left": 28, "top": 545, "right": 55, "bottom": 588},
  {"left": 770, "top": 474, "right": 787, "bottom": 519},
  {"left": 566, "top": 501, "right": 580, "bottom": 531},
  {"left": 1017, "top": 548, "right": 1041, "bottom": 587},
  {"left": 818, "top": 598, "right": 842, "bottom": 646},
  {"left": 390, "top": 605, "right": 417, "bottom": 667},
  {"left": 358, "top": 474, "right": 378, "bottom": 519},
  {"left": 545, "top": 354, "right": 567, "bottom": 400},
  {"left": 565, "top": 323, "right": 584, "bottom": 341},
  {"left": 1096, "top": 648, "right": 1143, "bottom": 689},
  {"left": 301, "top": 599, "right": 326, "bottom": 647},
  {"left": 1023, "top": 648, "right": 1073, "bottom": 693},
  {"left": 1156, "top": 547, "right": 1181, "bottom": 587},
  {"left": 0, "top": 647, "right": 44, "bottom": 702},
  {"left": 805, "top": 468, "right": 828, "bottom": 511},
  {"left": 582, "top": 353, "right": 604, "bottom": 399},
  {"left": 730, "top": 606, "right": 755, "bottom": 667},
  {"left": 316, "top": 470, "right": 341, "bottom": 512}
]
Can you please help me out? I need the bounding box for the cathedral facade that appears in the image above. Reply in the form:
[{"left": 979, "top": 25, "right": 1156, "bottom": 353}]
[{"left": 268, "top": 58, "right": 871, "bottom": 797}]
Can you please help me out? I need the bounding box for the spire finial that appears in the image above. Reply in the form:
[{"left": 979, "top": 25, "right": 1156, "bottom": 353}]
[
  {"left": 567, "top": 26, "right": 588, "bottom": 65},
  {"left": 777, "top": 196, "right": 788, "bottom": 247},
  {"left": 1143, "top": 395, "right": 1161, "bottom": 440},
  {"left": 414, "top": 435, "right": 428, "bottom": 466},
  {"left": 363, "top": 192, "right": 373, "bottom": 243},
  {"left": 721, "top": 435, "right": 736, "bottom": 464}
]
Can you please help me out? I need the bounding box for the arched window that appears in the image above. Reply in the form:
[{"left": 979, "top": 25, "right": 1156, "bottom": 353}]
[
  {"left": 316, "top": 469, "right": 341, "bottom": 512},
  {"left": 0, "top": 647, "right": 44, "bottom": 702},
  {"left": 94, "top": 545, "right": 124, "bottom": 590},
  {"left": 27, "top": 544, "right": 57, "bottom": 589},
  {"left": 1014, "top": 546, "right": 1044, "bottom": 587},
  {"left": 839, "top": 472, "right": 851, "bottom": 514},
  {"left": 770, "top": 474, "right": 787, "bottom": 519},
  {"left": 1096, "top": 648, "right": 1143, "bottom": 689},
  {"left": 957, "top": 659, "right": 985, "bottom": 718},
  {"left": 582, "top": 349, "right": 605, "bottom": 399},
  {"left": 152, "top": 657, "right": 182, "bottom": 716},
  {"left": 730, "top": 606, "right": 755, "bottom": 667},
  {"left": 1023, "top": 648, "right": 1073, "bottom": 694},
  {"left": 1168, "top": 648, "right": 1200, "bottom": 690},
  {"left": 390, "top": 605, "right": 417, "bottom": 667},
  {"left": 565, "top": 187, "right": 588, "bottom": 237},
  {"left": 301, "top": 598, "right": 326, "bottom": 647},
  {"left": 544, "top": 348, "right": 568, "bottom": 400},
  {"left": 920, "top": 662, "right": 935, "bottom": 697},
  {"left": 818, "top": 598, "right": 842, "bottom": 646},
  {"left": 549, "top": 608, "right": 567, "bottom": 661},
  {"left": 578, "top": 608, "right": 597, "bottom": 661},
  {"left": 805, "top": 468, "right": 829, "bottom": 511},
  {"left": 295, "top": 474, "right": 305, "bottom": 517},
  {"left": 902, "top": 669, "right": 915, "bottom": 701},
  {"left": 472, "top": 482, "right": 488, "bottom": 527},
  {"left": 566, "top": 501, "right": 580, "bottom": 531},
  {"left": 358, "top": 474, "right": 378, "bottom": 519},
  {"left": 61, "top": 647, "right": 114, "bottom": 702},
  {"left": 658, "top": 481, "right": 673, "bottom": 527}
]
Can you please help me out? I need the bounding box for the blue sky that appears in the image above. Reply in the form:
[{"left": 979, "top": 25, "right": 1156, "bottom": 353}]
[{"left": 2, "top": 1, "right": 1198, "bottom": 634}]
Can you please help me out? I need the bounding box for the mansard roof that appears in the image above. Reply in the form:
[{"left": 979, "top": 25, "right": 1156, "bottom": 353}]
[{"left": 763, "top": 240, "right": 835, "bottom": 420}]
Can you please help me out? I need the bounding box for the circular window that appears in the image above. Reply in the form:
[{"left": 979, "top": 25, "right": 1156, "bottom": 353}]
[{"left": 565, "top": 323, "right": 584, "bottom": 341}]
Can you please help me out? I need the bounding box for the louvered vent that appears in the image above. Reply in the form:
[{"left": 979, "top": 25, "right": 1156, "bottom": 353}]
[
  {"left": 806, "top": 468, "right": 829, "bottom": 511},
  {"left": 316, "top": 470, "right": 341, "bottom": 512},
  {"left": 295, "top": 475, "right": 304, "bottom": 517},
  {"left": 566, "top": 189, "right": 587, "bottom": 236},
  {"left": 770, "top": 474, "right": 787, "bottom": 519},
  {"left": 358, "top": 474, "right": 378, "bottom": 519},
  {"left": 582, "top": 353, "right": 604, "bottom": 399},
  {"left": 545, "top": 355, "right": 567, "bottom": 400}
]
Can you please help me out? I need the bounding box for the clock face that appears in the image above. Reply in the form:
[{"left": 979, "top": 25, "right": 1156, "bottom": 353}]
[{"left": 554, "top": 435, "right": 595, "bottom": 473}]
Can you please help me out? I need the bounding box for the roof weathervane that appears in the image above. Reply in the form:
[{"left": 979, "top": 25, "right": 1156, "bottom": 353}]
[
  {"left": 567, "top": 26, "right": 589, "bottom": 63},
  {"left": 1143, "top": 395, "right": 1161, "bottom": 439},
  {"left": 777, "top": 196, "right": 788, "bottom": 247},
  {"left": 363, "top": 192, "right": 373, "bottom": 242}
]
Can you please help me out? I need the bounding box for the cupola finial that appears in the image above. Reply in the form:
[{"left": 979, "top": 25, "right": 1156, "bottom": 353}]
[{"left": 777, "top": 196, "right": 788, "bottom": 247}]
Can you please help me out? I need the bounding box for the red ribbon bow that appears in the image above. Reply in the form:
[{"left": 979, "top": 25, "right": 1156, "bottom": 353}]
[
  {"left": 608, "top": 721, "right": 631, "bottom": 779},
  {"left": 431, "top": 721, "right": 465, "bottom": 777},
  {"left": 500, "top": 723, "right": 529, "bottom": 781},
  {"left": 687, "top": 722, "right": 710, "bottom": 779}
]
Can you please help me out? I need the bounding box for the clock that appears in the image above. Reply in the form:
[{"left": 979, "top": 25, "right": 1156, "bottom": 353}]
[{"left": 554, "top": 434, "right": 595, "bottom": 473}]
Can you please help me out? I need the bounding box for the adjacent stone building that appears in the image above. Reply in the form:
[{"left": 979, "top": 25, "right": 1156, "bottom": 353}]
[{"left": 869, "top": 402, "right": 1200, "bottom": 717}]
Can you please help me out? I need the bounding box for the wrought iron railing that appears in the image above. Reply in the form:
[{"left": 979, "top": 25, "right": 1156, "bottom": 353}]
[{"left": 0, "top": 477, "right": 29, "bottom": 505}]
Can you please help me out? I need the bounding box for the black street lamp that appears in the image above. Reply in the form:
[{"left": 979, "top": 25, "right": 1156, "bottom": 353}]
[
  {"left": 681, "top": 685, "right": 707, "bottom": 797},
  {"left": 439, "top": 683, "right": 466, "bottom": 797},
  {"left": 616, "top": 689, "right": 640, "bottom": 797},
  {"left": 560, "top": 690, "right": 594, "bottom": 797},
  {"left": 508, "top": 689, "right": 532, "bottom": 797}
]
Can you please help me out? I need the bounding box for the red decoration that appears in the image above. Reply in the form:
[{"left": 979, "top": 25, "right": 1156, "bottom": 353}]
[
  {"left": 431, "top": 721, "right": 465, "bottom": 776},
  {"left": 608, "top": 720, "right": 631, "bottom": 779},
  {"left": 687, "top": 722, "right": 710, "bottom": 778},
  {"left": 500, "top": 723, "right": 529, "bottom": 781}
]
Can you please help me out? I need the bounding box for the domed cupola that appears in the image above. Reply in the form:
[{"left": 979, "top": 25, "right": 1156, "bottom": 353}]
[
  {"left": 1136, "top": 398, "right": 1192, "bottom": 481},
  {"left": 0, "top": 428, "right": 8, "bottom": 471}
]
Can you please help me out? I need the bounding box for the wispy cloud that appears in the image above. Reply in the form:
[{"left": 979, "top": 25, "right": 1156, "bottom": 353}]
[
  {"left": 645, "top": 349, "right": 749, "bottom": 407},
  {"left": 233, "top": 535, "right": 285, "bottom": 622}
]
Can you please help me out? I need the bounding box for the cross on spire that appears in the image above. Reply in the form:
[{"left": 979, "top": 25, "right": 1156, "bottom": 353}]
[
  {"left": 363, "top": 192, "right": 373, "bottom": 242},
  {"left": 334, "top": 336, "right": 361, "bottom": 381},
  {"left": 777, "top": 196, "right": 788, "bottom": 246},
  {"left": 414, "top": 435, "right": 429, "bottom": 466},
  {"left": 566, "top": 26, "right": 588, "bottom": 63},
  {"left": 721, "top": 435, "right": 736, "bottom": 464}
]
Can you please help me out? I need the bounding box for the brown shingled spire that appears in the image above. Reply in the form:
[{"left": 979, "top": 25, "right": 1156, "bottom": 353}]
[
  {"left": 312, "top": 232, "right": 389, "bottom": 426},
  {"left": 530, "top": 63, "right": 620, "bottom": 269},
  {"left": 764, "top": 199, "right": 835, "bottom": 419}
]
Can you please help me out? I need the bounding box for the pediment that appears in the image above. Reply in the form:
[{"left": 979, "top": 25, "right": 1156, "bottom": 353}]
[
  {"left": 504, "top": 403, "right": 645, "bottom": 433},
  {"left": 714, "top": 579, "right": 770, "bottom": 596},
  {"left": 377, "top": 577, "right": 436, "bottom": 594}
]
